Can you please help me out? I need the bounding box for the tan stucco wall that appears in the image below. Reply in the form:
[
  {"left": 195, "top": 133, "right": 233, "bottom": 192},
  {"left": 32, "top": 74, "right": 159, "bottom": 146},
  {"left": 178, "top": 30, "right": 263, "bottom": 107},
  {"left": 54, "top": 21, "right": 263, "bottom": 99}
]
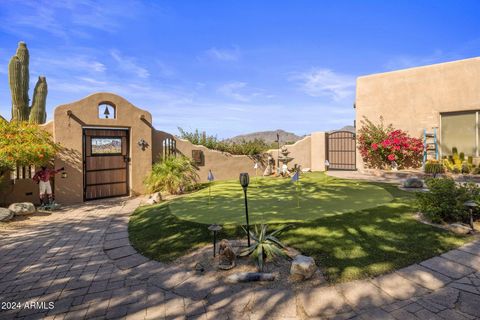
[
  {"left": 355, "top": 57, "right": 480, "bottom": 170},
  {"left": 267, "top": 133, "right": 327, "bottom": 172},
  {"left": 53, "top": 92, "right": 153, "bottom": 204},
  {"left": 267, "top": 136, "right": 312, "bottom": 170},
  {"left": 311, "top": 132, "right": 327, "bottom": 171},
  {"left": 152, "top": 129, "right": 175, "bottom": 163},
  {"left": 172, "top": 138, "right": 266, "bottom": 182}
]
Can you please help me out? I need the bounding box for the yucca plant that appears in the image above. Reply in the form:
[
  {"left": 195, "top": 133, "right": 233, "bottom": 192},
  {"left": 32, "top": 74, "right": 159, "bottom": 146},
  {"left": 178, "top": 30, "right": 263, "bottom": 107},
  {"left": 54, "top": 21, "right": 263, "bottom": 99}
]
[
  {"left": 144, "top": 156, "right": 199, "bottom": 195},
  {"left": 239, "top": 224, "right": 290, "bottom": 271}
]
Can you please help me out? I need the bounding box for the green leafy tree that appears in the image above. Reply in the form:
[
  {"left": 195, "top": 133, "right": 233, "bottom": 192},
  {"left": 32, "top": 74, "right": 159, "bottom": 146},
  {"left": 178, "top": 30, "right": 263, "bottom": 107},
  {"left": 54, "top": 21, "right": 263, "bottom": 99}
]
[
  {"left": 177, "top": 127, "right": 272, "bottom": 155},
  {"left": 0, "top": 120, "right": 59, "bottom": 175},
  {"left": 144, "top": 156, "right": 199, "bottom": 195}
]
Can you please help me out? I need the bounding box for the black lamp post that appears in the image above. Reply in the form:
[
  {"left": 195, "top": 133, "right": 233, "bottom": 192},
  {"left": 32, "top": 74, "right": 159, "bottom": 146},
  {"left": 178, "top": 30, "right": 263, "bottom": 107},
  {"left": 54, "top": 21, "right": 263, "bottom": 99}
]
[
  {"left": 464, "top": 200, "right": 477, "bottom": 233},
  {"left": 240, "top": 172, "right": 251, "bottom": 246}
]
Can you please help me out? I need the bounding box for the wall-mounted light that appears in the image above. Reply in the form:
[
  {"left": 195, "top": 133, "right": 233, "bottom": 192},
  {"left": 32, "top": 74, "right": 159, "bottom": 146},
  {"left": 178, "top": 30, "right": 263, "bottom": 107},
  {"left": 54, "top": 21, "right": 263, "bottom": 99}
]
[
  {"left": 138, "top": 139, "right": 149, "bottom": 151},
  {"left": 61, "top": 171, "right": 67, "bottom": 179}
]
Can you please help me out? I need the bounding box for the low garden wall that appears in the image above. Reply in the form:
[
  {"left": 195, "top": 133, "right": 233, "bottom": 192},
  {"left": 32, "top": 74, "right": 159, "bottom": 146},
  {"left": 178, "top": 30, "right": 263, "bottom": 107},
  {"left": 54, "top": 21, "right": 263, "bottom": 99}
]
[
  {"left": 152, "top": 130, "right": 267, "bottom": 183},
  {"left": 266, "top": 132, "right": 327, "bottom": 171}
]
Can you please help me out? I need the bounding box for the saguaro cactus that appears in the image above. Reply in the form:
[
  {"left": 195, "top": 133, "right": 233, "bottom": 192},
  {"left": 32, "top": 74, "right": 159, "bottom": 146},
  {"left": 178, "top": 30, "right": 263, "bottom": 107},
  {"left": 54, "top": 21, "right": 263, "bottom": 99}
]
[
  {"left": 8, "top": 41, "right": 47, "bottom": 124},
  {"left": 16, "top": 42, "right": 30, "bottom": 113},
  {"left": 29, "top": 76, "right": 47, "bottom": 124},
  {"left": 8, "top": 55, "right": 27, "bottom": 122}
]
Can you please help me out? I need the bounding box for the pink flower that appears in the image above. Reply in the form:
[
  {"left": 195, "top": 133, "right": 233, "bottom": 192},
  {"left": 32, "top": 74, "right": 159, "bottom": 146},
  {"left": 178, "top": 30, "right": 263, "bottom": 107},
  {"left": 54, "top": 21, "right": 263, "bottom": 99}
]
[
  {"left": 371, "top": 143, "right": 378, "bottom": 150},
  {"left": 387, "top": 154, "right": 396, "bottom": 161}
]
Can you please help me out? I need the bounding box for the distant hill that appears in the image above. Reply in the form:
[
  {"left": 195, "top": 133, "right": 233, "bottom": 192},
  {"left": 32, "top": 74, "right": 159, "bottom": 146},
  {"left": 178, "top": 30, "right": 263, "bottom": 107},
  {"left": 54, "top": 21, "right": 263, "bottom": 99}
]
[
  {"left": 332, "top": 125, "right": 355, "bottom": 133},
  {"left": 228, "top": 129, "right": 304, "bottom": 144}
]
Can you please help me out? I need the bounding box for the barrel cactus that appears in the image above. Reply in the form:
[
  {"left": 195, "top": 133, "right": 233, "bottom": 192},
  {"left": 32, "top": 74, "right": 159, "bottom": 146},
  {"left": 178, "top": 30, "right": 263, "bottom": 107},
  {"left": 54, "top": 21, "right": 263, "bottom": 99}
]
[{"left": 8, "top": 41, "right": 47, "bottom": 124}]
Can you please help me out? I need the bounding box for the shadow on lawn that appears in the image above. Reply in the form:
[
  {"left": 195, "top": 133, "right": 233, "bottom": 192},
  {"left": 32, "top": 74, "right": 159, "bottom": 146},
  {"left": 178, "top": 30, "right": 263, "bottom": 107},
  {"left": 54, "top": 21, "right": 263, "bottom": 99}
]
[{"left": 130, "top": 183, "right": 469, "bottom": 283}]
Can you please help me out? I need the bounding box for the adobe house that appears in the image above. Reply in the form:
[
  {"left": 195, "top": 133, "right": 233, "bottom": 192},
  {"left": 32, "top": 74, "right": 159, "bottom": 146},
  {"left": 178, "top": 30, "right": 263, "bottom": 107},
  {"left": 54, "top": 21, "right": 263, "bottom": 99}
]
[
  {"left": 1, "top": 93, "right": 271, "bottom": 205},
  {"left": 355, "top": 57, "right": 480, "bottom": 170}
]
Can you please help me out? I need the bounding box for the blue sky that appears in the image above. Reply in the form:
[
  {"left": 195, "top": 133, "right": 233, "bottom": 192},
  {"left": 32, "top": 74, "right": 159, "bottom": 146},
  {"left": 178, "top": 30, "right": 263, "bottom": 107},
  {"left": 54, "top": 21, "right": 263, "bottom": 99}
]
[{"left": 0, "top": 1, "right": 479, "bottom": 138}]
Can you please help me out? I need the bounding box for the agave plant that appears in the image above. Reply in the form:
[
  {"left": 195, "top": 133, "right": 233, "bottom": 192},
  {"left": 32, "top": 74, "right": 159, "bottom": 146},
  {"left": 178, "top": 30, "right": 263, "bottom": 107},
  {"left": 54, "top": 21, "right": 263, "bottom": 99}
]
[{"left": 239, "top": 224, "right": 290, "bottom": 271}]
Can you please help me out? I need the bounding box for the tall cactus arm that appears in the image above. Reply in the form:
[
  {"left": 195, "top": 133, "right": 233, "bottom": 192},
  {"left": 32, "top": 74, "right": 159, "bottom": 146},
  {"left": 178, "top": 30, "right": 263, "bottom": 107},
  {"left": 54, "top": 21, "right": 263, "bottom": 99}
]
[
  {"left": 29, "top": 76, "right": 48, "bottom": 124},
  {"left": 8, "top": 55, "right": 27, "bottom": 122},
  {"left": 16, "top": 41, "right": 30, "bottom": 115}
]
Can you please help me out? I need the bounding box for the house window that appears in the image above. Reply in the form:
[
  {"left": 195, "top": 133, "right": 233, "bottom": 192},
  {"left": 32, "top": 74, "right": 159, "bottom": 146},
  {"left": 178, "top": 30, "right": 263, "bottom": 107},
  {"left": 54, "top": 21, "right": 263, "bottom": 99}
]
[
  {"left": 441, "top": 111, "right": 478, "bottom": 157},
  {"left": 162, "top": 138, "right": 176, "bottom": 159},
  {"left": 98, "top": 103, "right": 116, "bottom": 119}
]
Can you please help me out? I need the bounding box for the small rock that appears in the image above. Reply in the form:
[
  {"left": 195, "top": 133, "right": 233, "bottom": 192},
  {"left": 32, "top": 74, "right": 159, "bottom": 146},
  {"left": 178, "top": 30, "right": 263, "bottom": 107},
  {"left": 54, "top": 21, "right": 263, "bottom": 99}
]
[
  {"left": 449, "top": 223, "right": 472, "bottom": 235},
  {"left": 403, "top": 177, "right": 423, "bottom": 188},
  {"left": 290, "top": 255, "right": 317, "bottom": 280},
  {"left": 146, "top": 192, "right": 162, "bottom": 205},
  {"left": 151, "top": 192, "right": 162, "bottom": 203},
  {"left": 0, "top": 208, "right": 14, "bottom": 222},
  {"left": 8, "top": 202, "right": 36, "bottom": 216}
]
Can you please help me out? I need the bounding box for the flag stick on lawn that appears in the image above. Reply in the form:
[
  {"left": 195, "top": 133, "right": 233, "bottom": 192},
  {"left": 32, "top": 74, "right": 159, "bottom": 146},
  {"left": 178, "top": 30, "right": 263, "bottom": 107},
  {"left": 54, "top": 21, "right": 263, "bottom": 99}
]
[
  {"left": 254, "top": 162, "right": 258, "bottom": 186},
  {"left": 291, "top": 170, "right": 300, "bottom": 208},
  {"left": 207, "top": 170, "right": 214, "bottom": 205}
]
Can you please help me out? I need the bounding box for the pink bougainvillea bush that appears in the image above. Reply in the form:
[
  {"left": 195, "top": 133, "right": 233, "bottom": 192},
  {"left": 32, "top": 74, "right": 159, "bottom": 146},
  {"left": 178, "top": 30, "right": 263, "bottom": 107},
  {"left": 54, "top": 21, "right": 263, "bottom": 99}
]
[{"left": 358, "top": 117, "right": 423, "bottom": 169}]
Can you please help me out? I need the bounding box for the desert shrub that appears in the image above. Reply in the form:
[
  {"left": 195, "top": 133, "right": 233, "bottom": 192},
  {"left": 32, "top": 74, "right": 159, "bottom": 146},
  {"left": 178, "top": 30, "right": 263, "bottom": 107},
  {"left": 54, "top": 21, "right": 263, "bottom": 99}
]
[
  {"left": 357, "top": 117, "right": 423, "bottom": 169},
  {"left": 416, "top": 177, "right": 479, "bottom": 223},
  {"left": 144, "top": 156, "right": 199, "bottom": 195},
  {"left": 178, "top": 127, "right": 274, "bottom": 155},
  {"left": 424, "top": 160, "right": 444, "bottom": 177}
]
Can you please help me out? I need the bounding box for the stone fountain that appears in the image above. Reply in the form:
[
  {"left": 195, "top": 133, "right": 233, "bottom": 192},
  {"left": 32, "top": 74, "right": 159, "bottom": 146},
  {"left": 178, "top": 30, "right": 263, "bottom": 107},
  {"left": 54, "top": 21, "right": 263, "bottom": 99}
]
[{"left": 278, "top": 146, "right": 294, "bottom": 166}]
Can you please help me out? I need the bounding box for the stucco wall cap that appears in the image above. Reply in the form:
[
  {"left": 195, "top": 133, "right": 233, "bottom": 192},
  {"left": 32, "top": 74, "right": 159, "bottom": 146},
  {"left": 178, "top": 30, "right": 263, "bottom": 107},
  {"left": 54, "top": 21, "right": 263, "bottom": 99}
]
[
  {"left": 357, "top": 56, "right": 480, "bottom": 81},
  {"left": 54, "top": 92, "right": 152, "bottom": 120}
]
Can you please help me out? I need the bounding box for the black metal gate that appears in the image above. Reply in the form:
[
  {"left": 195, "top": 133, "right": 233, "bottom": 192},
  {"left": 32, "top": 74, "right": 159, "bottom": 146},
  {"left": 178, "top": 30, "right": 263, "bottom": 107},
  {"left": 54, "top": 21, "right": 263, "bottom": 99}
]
[{"left": 326, "top": 131, "right": 356, "bottom": 170}]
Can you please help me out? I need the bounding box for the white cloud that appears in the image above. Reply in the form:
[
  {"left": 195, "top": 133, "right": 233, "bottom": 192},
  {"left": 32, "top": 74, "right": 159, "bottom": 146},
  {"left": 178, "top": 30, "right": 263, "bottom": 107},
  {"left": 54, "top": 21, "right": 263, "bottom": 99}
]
[
  {"left": 218, "top": 82, "right": 249, "bottom": 101},
  {"left": 293, "top": 68, "right": 355, "bottom": 101},
  {"left": 110, "top": 50, "right": 149, "bottom": 78},
  {"left": 33, "top": 55, "right": 106, "bottom": 74},
  {"left": 204, "top": 47, "right": 241, "bottom": 61},
  {"left": 0, "top": 0, "right": 143, "bottom": 40}
]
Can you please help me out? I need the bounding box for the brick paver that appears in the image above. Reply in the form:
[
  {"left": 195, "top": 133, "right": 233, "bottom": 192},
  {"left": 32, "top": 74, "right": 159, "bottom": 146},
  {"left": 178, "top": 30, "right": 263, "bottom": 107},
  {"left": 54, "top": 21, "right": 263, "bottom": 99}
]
[{"left": 1, "top": 197, "right": 480, "bottom": 319}]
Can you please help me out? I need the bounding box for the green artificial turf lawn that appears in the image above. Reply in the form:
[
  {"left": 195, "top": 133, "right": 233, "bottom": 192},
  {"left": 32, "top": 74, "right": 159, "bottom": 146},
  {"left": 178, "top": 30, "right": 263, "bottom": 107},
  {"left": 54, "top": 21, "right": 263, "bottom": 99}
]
[
  {"left": 129, "top": 173, "right": 470, "bottom": 283},
  {"left": 168, "top": 172, "right": 393, "bottom": 224}
]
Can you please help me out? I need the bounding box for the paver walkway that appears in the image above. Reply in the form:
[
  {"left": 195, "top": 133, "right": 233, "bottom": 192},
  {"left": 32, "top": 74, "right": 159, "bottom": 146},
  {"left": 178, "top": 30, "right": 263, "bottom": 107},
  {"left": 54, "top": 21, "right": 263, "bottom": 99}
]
[{"left": 1, "top": 197, "right": 480, "bottom": 319}]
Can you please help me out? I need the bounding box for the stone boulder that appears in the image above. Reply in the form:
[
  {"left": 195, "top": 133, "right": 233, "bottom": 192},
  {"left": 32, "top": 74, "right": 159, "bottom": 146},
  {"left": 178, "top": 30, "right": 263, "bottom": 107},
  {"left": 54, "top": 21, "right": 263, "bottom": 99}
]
[
  {"left": 146, "top": 192, "right": 162, "bottom": 205},
  {"left": 0, "top": 208, "right": 14, "bottom": 222},
  {"left": 403, "top": 177, "right": 423, "bottom": 188},
  {"left": 290, "top": 255, "right": 317, "bottom": 280},
  {"left": 8, "top": 202, "right": 36, "bottom": 216}
]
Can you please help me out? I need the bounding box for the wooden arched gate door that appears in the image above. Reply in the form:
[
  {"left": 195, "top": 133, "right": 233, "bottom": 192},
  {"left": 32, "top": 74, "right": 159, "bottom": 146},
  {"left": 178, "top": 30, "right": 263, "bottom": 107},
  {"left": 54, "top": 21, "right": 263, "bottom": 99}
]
[
  {"left": 326, "top": 131, "right": 356, "bottom": 170},
  {"left": 83, "top": 128, "right": 130, "bottom": 200}
]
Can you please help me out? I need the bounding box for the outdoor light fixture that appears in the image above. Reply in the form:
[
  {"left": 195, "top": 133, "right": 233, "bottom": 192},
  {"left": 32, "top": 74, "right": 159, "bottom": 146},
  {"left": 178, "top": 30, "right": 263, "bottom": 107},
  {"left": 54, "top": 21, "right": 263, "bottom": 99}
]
[
  {"left": 61, "top": 171, "right": 67, "bottom": 179},
  {"left": 464, "top": 200, "right": 477, "bottom": 233},
  {"left": 208, "top": 224, "right": 222, "bottom": 257},
  {"left": 137, "top": 138, "right": 149, "bottom": 150},
  {"left": 239, "top": 172, "right": 251, "bottom": 246},
  {"left": 103, "top": 105, "right": 110, "bottom": 118}
]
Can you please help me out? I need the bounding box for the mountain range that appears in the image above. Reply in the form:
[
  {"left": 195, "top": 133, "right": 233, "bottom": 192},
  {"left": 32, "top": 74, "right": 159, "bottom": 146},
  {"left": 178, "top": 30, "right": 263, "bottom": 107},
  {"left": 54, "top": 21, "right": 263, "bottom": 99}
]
[{"left": 228, "top": 126, "right": 355, "bottom": 143}]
